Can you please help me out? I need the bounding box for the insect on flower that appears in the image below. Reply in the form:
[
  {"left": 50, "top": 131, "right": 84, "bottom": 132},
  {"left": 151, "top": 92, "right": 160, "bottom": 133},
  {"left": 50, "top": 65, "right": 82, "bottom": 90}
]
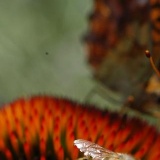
[{"left": 74, "top": 139, "right": 137, "bottom": 160}]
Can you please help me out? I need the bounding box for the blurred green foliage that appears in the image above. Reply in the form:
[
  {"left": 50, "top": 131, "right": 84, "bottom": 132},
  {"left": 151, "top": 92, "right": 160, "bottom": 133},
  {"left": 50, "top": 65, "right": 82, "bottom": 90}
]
[{"left": 0, "top": 0, "right": 94, "bottom": 104}]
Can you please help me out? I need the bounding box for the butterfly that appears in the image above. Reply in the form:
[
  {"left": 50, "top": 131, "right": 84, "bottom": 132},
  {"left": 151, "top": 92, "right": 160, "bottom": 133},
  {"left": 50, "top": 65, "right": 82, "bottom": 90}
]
[
  {"left": 84, "top": 0, "right": 160, "bottom": 118},
  {"left": 74, "top": 139, "right": 137, "bottom": 160}
]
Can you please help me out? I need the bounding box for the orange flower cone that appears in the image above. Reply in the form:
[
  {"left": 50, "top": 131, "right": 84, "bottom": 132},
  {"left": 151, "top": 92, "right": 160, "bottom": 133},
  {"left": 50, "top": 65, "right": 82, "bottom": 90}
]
[{"left": 0, "top": 96, "right": 159, "bottom": 159}]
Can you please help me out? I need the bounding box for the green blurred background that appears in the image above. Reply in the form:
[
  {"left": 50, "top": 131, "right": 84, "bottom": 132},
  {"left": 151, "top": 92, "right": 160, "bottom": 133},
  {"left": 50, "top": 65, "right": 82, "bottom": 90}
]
[{"left": 0, "top": 0, "right": 98, "bottom": 104}]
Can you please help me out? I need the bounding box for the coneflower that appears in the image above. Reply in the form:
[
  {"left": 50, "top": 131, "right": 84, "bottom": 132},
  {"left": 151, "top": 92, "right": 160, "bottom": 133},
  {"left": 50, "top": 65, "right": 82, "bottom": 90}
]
[{"left": 0, "top": 96, "right": 159, "bottom": 159}]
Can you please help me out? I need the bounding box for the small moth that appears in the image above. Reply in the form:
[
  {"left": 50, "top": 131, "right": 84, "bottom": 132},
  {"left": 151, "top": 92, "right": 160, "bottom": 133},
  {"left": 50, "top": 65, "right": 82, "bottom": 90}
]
[{"left": 74, "top": 139, "right": 136, "bottom": 160}]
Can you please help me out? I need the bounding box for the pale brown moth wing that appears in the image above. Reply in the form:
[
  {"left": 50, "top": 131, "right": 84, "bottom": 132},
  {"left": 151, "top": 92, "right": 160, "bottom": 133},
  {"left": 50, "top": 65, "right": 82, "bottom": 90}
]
[{"left": 74, "top": 139, "right": 120, "bottom": 160}]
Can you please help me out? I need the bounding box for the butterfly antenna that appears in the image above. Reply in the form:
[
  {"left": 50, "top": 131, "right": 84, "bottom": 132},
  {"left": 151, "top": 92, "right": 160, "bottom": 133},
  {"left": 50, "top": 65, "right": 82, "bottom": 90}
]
[{"left": 145, "top": 50, "right": 160, "bottom": 78}]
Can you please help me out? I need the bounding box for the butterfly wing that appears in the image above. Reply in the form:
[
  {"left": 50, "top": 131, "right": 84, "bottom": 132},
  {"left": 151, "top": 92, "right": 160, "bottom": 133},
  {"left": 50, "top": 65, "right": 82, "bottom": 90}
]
[{"left": 74, "top": 139, "right": 120, "bottom": 160}]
